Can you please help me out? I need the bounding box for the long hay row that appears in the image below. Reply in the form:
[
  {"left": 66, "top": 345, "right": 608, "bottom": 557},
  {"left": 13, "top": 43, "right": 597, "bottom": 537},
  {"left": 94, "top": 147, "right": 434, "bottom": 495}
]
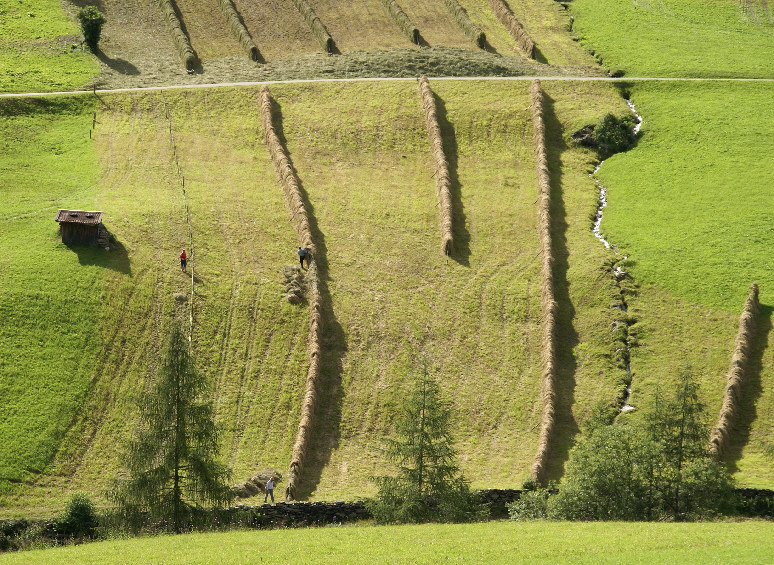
[
  {"left": 442, "top": 0, "right": 486, "bottom": 49},
  {"left": 488, "top": 0, "right": 535, "bottom": 58},
  {"left": 291, "top": 0, "right": 335, "bottom": 54},
  {"left": 380, "top": 0, "right": 420, "bottom": 45},
  {"left": 709, "top": 282, "right": 760, "bottom": 458},
  {"left": 156, "top": 0, "right": 198, "bottom": 71},
  {"left": 216, "top": 0, "right": 260, "bottom": 61},
  {"left": 259, "top": 85, "right": 322, "bottom": 500},
  {"left": 417, "top": 76, "right": 454, "bottom": 256},
  {"left": 529, "top": 79, "right": 558, "bottom": 485}
]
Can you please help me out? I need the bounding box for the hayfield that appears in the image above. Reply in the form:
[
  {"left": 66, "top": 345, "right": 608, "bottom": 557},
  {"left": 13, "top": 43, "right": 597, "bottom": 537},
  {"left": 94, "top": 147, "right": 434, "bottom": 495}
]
[
  {"left": 3, "top": 520, "right": 774, "bottom": 564},
  {"left": 570, "top": 0, "right": 774, "bottom": 77},
  {"left": 595, "top": 80, "right": 774, "bottom": 486}
]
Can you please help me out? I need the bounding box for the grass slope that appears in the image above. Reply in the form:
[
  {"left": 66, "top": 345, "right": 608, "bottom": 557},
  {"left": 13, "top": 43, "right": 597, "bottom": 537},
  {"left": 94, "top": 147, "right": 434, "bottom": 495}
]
[
  {"left": 0, "top": 0, "right": 99, "bottom": 92},
  {"left": 597, "top": 81, "right": 774, "bottom": 486},
  {"left": 4, "top": 521, "right": 774, "bottom": 564},
  {"left": 570, "top": 0, "right": 774, "bottom": 77}
]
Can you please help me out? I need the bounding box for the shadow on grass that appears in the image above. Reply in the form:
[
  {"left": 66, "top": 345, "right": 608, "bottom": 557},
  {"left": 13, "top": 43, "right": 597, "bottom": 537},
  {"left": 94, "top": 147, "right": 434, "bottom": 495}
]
[
  {"left": 269, "top": 99, "right": 346, "bottom": 500},
  {"left": 67, "top": 236, "right": 131, "bottom": 275},
  {"left": 723, "top": 304, "right": 772, "bottom": 474},
  {"left": 433, "top": 93, "right": 471, "bottom": 267},
  {"left": 533, "top": 45, "right": 548, "bottom": 65},
  {"left": 542, "top": 91, "right": 580, "bottom": 483},
  {"left": 96, "top": 49, "right": 139, "bottom": 76}
]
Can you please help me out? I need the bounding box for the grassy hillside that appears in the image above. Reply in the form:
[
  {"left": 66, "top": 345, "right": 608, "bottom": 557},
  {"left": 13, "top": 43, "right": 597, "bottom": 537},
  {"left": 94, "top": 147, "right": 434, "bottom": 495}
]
[
  {"left": 570, "top": 0, "right": 774, "bottom": 77},
  {"left": 596, "top": 81, "right": 774, "bottom": 486},
  {"left": 4, "top": 521, "right": 774, "bottom": 564},
  {"left": 0, "top": 0, "right": 99, "bottom": 92}
]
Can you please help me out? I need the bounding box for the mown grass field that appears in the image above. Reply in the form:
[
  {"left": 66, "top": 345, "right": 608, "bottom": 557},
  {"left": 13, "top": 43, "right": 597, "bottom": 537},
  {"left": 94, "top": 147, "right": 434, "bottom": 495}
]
[
  {"left": 570, "top": 0, "right": 774, "bottom": 77},
  {"left": 0, "top": 79, "right": 627, "bottom": 515},
  {"left": 3, "top": 521, "right": 774, "bottom": 564},
  {"left": 596, "top": 80, "right": 774, "bottom": 487},
  {"left": 0, "top": 0, "right": 99, "bottom": 92}
]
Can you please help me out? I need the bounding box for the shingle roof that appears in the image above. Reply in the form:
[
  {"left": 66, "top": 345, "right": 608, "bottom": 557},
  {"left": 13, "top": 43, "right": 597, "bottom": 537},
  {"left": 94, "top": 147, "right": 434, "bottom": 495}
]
[{"left": 55, "top": 210, "right": 103, "bottom": 225}]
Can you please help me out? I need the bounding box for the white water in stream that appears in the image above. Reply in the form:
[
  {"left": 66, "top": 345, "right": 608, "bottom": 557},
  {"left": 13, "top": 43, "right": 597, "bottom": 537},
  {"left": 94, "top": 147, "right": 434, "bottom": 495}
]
[{"left": 590, "top": 100, "right": 642, "bottom": 412}]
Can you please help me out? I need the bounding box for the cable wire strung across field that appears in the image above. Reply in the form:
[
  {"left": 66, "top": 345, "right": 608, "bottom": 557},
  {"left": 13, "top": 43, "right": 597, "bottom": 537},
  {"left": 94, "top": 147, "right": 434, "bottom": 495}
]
[
  {"left": 709, "top": 282, "right": 761, "bottom": 458},
  {"left": 417, "top": 76, "right": 454, "bottom": 256},
  {"left": 259, "top": 85, "right": 323, "bottom": 501},
  {"left": 529, "top": 79, "right": 558, "bottom": 485},
  {"left": 161, "top": 91, "right": 196, "bottom": 346}
]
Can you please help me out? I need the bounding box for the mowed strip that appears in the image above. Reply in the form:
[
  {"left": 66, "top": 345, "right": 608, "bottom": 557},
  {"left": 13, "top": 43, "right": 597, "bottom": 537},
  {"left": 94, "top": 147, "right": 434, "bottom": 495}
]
[
  {"left": 269, "top": 81, "right": 543, "bottom": 497},
  {"left": 311, "top": 0, "right": 416, "bottom": 51},
  {"left": 400, "top": 0, "right": 473, "bottom": 48},
  {"left": 231, "top": 0, "right": 319, "bottom": 61},
  {"left": 172, "top": 0, "right": 244, "bottom": 60}
]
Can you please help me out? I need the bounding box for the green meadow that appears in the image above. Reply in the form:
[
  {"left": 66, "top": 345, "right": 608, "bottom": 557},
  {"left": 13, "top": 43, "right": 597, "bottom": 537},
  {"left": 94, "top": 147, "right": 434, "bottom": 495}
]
[
  {"left": 0, "top": 0, "right": 98, "bottom": 92},
  {"left": 3, "top": 520, "right": 774, "bottom": 564},
  {"left": 570, "top": 0, "right": 774, "bottom": 78}
]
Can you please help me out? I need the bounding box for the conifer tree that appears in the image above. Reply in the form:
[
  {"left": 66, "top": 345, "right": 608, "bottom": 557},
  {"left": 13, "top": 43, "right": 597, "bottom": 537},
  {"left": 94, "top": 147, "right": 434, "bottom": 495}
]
[
  {"left": 113, "top": 322, "right": 232, "bottom": 532},
  {"left": 369, "top": 365, "right": 482, "bottom": 523}
]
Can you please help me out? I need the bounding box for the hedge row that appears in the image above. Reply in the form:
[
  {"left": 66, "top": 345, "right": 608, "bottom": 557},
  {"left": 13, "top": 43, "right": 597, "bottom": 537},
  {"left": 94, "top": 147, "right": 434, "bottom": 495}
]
[
  {"left": 380, "top": 0, "right": 419, "bottom": 45},
  {"left": 259, "top": 85, "right": 323, "bottom": 501},
  {"left": 488, "top": 0, "right": 535, "bottom": 59},
  {"left": 442, "top": 0, "right": 486, "bottom": 49},
  {"left": 529, "top": 79, "right": 558, "bottom": 485},
  {"left": 291, "top": 0, "right": 334, "bottom": 54},
  {"left": 417, "top": 76, "right": 454, "bottom": 256},
  {"left": 216, "top": 0, "right": 260, "bottom": 61},
  {"left": 709, "top": 282, "right": 760, "bottom": 458},
  {"left": 157, "top": 0, "right": 197, "bottom": 71}
]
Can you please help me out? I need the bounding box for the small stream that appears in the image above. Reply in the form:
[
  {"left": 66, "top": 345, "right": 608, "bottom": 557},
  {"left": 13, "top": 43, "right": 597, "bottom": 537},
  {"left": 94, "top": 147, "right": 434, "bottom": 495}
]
[{"left": 590, "top": 99, "right": 642, "bottom": 413}]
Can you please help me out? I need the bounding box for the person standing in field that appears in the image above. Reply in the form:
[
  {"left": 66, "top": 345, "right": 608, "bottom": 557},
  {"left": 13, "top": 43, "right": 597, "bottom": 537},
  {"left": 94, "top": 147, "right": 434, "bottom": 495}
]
[
  {"left": 180, "top": 249, "right": 187, "bottom": 272},
  {"left": 264, "top": 476, "right": 275, "bottom": 504},
  {"left": 298, "top": 247, "right": 310, "bottom": 270}
]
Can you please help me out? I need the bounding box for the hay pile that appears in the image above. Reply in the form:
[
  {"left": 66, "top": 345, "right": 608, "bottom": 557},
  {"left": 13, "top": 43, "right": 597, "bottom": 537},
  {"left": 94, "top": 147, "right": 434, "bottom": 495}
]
[
  {"left": 488, "top": 0, "right": 535, "bottom": 59},
  {"left": 418, "top": 76, "right": 454, "bottom": 256},
  {"left": 232, "top": 470, "right": 283, "bottom": 499},
  {"left": 283, "top": 265, "right": 306, "bottom": 304},
  {"left": 380, "top": 0, "right": 419, "bottom": 45},
  {"left": 709, "top": 282, "right": 760, "bottom": 458},
  {"left": 291, "top": 0, "right": 334, "bottom": 54},
  {"left": 529, "top": 79, "right": 558, "bottom": 485},
  {"left": 442, "top": 0, "right": 486, "bottom": 49},
  {"left": 216, "top": 0, "right": 260, "bottom": 61},
  {"left": 156, "top": 0, "right": 197, "bottom": 71},
  {"left": 259, "top": 85, "right": 323, "bottom": 501}
]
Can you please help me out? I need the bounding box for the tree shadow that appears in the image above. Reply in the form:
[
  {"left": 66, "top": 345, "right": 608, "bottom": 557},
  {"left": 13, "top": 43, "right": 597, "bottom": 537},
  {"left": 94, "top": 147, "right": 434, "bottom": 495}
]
[
  {"left": 541, "top": 92, "right": 580, "bottom": 483},
  {"left": 67, "top": 235, "right": 131, "bottom": 275},
  {"left": 533, "top": 45, "right": 548, "bottom": 65},
  {"left": 723, "top": 304, "right": 772, "bottom": 474},
  {"left": 269, "top": 99, "right": 346, "bottom": 500},
  {"left": 433, "top": 93, "right": 471, "bottom": 266},
  {"left": 95, "top": 48, "right": 139, "bottom": 75},
  {"left": 483, "top": 39, "right": 499, "bottom": 55}
]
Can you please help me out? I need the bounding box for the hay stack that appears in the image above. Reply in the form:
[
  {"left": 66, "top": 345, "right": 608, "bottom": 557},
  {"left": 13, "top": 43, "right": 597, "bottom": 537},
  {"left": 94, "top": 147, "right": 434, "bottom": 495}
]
[
  {"left": 216, "top": 0, "right": 260, "bottom": 61},
  {"left": 529, "top": 79, "right": 558, "bottom": 485},
  {"left": 259, "top": 85, "right": 322, "bottom": 501},
  {"left": 380, "top": 0, "right": 420, "bottom": 45},
  {"left": 417, "top": 76, "right": 454, "bottom": 256},
  {"left": 442, "top": 0, "right": 486, "bottom": 49},
  {"left": 488, "top": 0, "right": 535, "bottom": 59},
  {"left": 709, "top": 283, "right": 760, "bottom": 458},
  {"left": 157, "top": 0, "right": 197, "bottom": 71},
  {"left": 291, "top": 0, "right": 334, "bottom": 54}
]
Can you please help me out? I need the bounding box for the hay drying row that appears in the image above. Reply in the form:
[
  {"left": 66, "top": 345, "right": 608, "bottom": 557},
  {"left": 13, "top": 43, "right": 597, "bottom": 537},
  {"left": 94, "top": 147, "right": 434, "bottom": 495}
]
[
  {"left": 156, "top": 0, "right": 197, "bottom": 70},
  {"left": 216, "top": 0, "right": 260, "bottom": 61},
  {"left": 529, "top": 79, "right": 558, "bottom": 485},
  {"left": 380, "top": 0, "right": 420, "bottom": 45},
  {"left": 417, "top": 76, "right": 454, "bottom": 256},
  {"left": 488, "top": 0, "right": 535, "bottom": 58},
  {"left": 259, "top": 85, "right": 323, "bottom": 500},
  {"left": 442, "top": 0, "right": 486, "bottom": 49},
  {"left": 291, "top": 0, "right": 335, "bottom": 54},
  {"left": 709, "top": 282, "right": 760, "bottom": 458}
]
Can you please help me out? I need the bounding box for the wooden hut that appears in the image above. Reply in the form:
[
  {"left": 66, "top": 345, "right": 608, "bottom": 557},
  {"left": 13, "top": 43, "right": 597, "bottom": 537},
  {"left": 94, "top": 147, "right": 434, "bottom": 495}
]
[{"left": 55, "top": 209, "right": 107, "bottom": 246}]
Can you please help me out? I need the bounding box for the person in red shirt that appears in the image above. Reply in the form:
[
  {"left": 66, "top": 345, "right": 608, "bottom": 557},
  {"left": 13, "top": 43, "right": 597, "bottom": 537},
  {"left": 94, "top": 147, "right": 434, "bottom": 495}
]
[{"left": 180, "top": 249, "right": 187, "bottom": 272}]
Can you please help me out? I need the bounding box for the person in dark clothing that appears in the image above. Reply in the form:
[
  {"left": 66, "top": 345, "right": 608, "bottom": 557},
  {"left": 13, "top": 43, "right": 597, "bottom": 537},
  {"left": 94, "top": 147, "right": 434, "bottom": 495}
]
[{"left": 298, "top": 247, "right": 310, "bottom": 269}]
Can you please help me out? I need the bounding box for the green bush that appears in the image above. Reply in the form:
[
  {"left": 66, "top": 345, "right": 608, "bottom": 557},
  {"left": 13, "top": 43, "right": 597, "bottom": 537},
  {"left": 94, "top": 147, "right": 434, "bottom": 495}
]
[
  {"left": 77, "top": 6, "right": 107, "bottom": 51},
  {"left": 508, "top": 490, "right": 549, "bottom": 521},
  {"left": 592, "top": 113, "right": 637, "bottom": 157},
  {"left": 58, "top": 493, "right": 99, "bottom": 539}
]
